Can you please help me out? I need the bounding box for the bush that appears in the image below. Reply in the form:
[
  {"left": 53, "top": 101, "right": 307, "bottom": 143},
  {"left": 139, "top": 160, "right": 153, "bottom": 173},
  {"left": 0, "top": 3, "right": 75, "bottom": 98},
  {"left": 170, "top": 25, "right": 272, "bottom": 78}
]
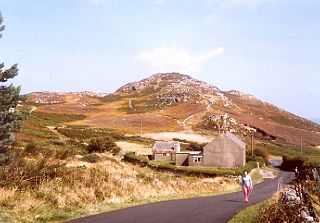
[
  {"left": 55, "top": 148, "right": 75, "bottom": 160},
  {"left": 186, "top": 142, "right": 205, "bottom": 151},
  {"left": 0, "top": 149, "right": 20, "bottom": 166},
  {"left": 80, "top": 153, "right": 101, "bottom": 163},
  {"left": 24, "top": 142, "right": 56, "bottom": 158},
  {"left": 49, "top": 140, "right": 65, "bottom": 146},
  {"left": 24, "top": 142, "right": 40, "bottom": 155},
  {"left": 253, "top": 147, "right": 269, "bottom": 162},
  {"left": 281, "top": 156, "right": 306, "bottom": 171},
  {"left": 86, "top": 137, "right": 120, "bottom": 155},
  {"left": 0, "top": 158, "right": 65, "bottom": 189},
  {"left": 255, "top": 195, "right": 304, "bottom": 223},
  {"left": 123, "top": 152, "right": 149, "bottom": 166}
]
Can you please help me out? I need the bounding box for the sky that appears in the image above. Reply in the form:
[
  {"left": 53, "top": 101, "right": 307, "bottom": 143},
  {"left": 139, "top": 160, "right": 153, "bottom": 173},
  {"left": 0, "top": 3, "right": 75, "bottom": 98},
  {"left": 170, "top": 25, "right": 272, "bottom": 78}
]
[{"left": 0, "top": 0, "right": 319, "bottom": 122}]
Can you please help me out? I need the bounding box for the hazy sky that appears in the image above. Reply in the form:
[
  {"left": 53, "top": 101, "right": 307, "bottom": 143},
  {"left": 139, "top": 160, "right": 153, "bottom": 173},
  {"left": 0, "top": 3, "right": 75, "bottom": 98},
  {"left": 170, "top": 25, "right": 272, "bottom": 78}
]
[{"left": 0, "top": 0, "right": 319, "bottom": 122}]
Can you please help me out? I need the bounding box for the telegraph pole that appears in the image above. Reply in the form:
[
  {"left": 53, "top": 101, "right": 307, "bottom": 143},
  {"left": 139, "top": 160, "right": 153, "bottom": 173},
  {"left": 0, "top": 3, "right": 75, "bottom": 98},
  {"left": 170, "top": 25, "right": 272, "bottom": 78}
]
[
  {"left": 251, "top": 133, "right": 254, "bottom": 157},
  {"left": 300, "top": 135, "right": 303, "bottom": 156}
]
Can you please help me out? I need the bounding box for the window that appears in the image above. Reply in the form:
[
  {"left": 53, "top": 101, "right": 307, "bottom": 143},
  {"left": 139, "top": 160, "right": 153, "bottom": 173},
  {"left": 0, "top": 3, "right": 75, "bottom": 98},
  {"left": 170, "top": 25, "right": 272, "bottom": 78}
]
[
  {"left": 162, "top": 153, "right": 170, "bottom": 157},
  {"left": 193, "top": 156, "right": 202, "bottom": 163}
]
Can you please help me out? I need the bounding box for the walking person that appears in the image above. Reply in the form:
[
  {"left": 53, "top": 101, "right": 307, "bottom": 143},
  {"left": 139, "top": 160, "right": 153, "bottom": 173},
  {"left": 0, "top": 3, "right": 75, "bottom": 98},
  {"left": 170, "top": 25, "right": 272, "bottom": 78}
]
[{"left": 242, "top": 171, "right": 253, "bottom": 202}]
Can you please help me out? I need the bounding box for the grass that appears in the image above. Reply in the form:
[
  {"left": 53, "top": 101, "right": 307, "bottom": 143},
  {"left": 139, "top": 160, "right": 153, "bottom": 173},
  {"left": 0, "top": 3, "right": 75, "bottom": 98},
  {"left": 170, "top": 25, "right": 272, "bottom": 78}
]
[
  {"left": 228, "top": 200, "right": 265, "bottom": 223},
  {"left": 2, "top": 105, "right": 244, "bottom": 223},
  {"left": 32, "top": 111, "right": 87, "bottom": 123},
  {"left": 257, "top": 140, "right": 320, "bottom": 166},
  {"left": 20, "top": 116, "right": 60, "bottom": 141},
  {"left": 0, "top": 157, "right": 241, "bottom": 223},
  {"left": 57, "top": 126, "right": 155, "bottom": 146},
  {"left": 10, "top": 94, "right": 320, "bottom": 222}
]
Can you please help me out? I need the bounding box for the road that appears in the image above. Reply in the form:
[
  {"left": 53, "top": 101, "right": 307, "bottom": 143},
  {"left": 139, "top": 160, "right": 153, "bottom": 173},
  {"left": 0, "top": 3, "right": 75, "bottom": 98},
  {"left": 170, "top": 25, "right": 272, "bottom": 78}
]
[{"left": 67, "top": 170, "right": 294, "bottom": 223}]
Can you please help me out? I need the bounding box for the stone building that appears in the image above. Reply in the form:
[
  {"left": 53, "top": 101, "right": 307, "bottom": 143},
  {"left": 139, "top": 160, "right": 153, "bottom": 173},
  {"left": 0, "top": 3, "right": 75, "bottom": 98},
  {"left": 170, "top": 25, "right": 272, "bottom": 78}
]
[
  {"left": 202, "top": 132, "right": 246, "bottom": 167},
  {"left": 175, "top": 132, "right": 246, "bottom": 168},
  {"left": 152, "top": 141, "right": 180, "bottom": 161}
]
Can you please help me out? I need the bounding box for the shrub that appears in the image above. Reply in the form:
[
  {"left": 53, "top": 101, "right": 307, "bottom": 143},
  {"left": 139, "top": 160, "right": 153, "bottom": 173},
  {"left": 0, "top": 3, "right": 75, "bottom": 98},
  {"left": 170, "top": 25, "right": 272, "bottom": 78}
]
[
  {"left": 24, "top": 142, "right": 40, "bottom": 155},
  {"left": 86, "top": 137, "right": 120, "bottom": 155},
  {"left": 24, "top": 142, "right": 56, "bottom": 158},
  {"left": 172, "top": 138, "right": 190, "bottom": 143},
  {"left": 123, "top": 152, "right": 149, "bottom": 166},
  {"left": 0, "top": 158, "right": 65, "bottom": 189},
  {"left": 253, "top": 147, "right": 269, "bottom": 162},
  {"left": 49, "top": 140, "right": 65, "bottom": 146},
  {"left": 80, "top": 153, "right": 101, "bottom": 163},
  {"left": 186, "top": 142, "right": 205, "bottom": 151},
  {"left": 281, "top": 156, "right": 306, "bottom": 171},
  {"left": 55, "top": 147, "right": 75, "bottom": 160},
  {"left": 0, "top": 149, "right": 20, "bottom": 166},
  {"left": 255, "top": 194, "right": 304, "bottom": 223}
]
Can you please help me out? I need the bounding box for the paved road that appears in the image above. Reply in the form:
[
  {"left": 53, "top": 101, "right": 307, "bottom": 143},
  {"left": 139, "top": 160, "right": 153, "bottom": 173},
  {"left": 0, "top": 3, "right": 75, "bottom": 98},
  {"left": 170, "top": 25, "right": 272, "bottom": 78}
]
[{"left": 67, "top": 170, "right": 294, "bottom": 223}]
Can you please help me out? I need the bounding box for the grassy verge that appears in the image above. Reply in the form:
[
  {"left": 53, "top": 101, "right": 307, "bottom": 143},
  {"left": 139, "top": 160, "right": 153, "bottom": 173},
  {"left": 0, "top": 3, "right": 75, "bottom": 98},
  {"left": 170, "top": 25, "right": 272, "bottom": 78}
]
[
  {"left": 47, "top": 185, "right": 243, "bottom": 223},
  {"left": 228, "top": 200, "right": 265, "bottom": 223},
  {"left": 0, "top": 156, "right": 241, "bottom": 223}
]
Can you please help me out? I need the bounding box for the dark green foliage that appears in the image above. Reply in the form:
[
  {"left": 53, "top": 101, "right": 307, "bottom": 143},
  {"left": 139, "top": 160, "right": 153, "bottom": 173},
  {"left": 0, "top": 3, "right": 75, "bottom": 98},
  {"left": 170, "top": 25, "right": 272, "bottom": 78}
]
[
  {"left": 281, "top": 156, "right": 306, "bottom": 171},
  {"left": 185, "top": 142, "right": 205, "bottom": 151},
  {"left": 86, "top": 136, "right": 120, "bottom": 155},
  {"left": 252, "top": 147, "right": 269, "bottom": 160},
  {"left": 0, "top": 13, "right": 23, "bottom": 150},
  {"left": 24, "top": 142, "right": 39, "bottom": 155},
  {"left": 80, "top": 153, "right": 101, "bottom": 163},
  {"left": 246, "top": 147, "right": 269, "bottom": 164},
  {"left": 0, "top": 148, "right": 20, "bottom": 166},
  {"left": 0, "top": 15, "right": 4, "bottom": 38},
  {"left": 124, "top": 152, "right": 149, "bottom": 166},
  {"left": 172, "top": 138, "right": 190, "bottom": 143}
]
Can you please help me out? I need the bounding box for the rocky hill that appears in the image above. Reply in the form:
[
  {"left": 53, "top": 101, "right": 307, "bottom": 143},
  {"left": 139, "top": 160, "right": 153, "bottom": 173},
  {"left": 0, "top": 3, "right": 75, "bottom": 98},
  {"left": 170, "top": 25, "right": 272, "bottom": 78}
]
[
  {"left": 116, "top": 73, "right": 232, "bottom": 107},
  {"left": 26, "top": 73, "right": 320, "bottom": 148}
]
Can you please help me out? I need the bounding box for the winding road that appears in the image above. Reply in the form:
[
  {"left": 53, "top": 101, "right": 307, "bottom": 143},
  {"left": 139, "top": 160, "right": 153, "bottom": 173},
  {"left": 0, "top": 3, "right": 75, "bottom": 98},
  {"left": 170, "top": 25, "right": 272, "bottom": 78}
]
[{"left": 67, "top": 169, "right": 294, "bottom": 223}]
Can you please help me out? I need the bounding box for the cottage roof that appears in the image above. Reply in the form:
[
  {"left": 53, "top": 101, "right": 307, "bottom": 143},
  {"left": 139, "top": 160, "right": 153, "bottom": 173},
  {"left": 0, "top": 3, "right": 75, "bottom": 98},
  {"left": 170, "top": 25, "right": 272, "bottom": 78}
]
[
  {"left": 203, "top": 132, "right": 246, "bottom": 152},
  {"left": 152, "top": 141, "right": 179, "bottom": 152},
  {"left": 225, "top": 132, "right": 246, "bottom": 148}
]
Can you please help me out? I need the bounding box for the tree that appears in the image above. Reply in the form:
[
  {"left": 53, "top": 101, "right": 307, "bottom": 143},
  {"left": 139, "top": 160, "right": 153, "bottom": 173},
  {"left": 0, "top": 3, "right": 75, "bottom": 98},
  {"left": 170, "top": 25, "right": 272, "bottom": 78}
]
[{"left": 0, "top": 13, "right": 23, "bottom": 151}]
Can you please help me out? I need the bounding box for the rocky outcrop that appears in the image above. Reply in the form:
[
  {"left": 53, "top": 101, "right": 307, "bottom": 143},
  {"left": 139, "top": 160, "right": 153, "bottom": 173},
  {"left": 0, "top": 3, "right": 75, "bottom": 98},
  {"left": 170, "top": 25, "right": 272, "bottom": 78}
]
[{"left": 115, "top": 72, "right": 235, "bottom": 108}]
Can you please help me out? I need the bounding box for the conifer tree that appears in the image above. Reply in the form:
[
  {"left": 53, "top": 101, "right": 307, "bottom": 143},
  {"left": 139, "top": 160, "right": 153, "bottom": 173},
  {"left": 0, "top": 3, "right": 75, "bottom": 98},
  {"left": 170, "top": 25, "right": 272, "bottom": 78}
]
[{"left": 0, "top": 13, "right": 22, "bottom": 151}]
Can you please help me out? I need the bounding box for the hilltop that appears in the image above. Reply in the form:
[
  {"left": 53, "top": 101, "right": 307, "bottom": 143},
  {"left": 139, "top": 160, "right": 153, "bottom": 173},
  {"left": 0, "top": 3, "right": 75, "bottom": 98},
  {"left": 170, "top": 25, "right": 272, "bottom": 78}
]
[{"left": 25, "top": 72, "right": 320, "bottom": 148}]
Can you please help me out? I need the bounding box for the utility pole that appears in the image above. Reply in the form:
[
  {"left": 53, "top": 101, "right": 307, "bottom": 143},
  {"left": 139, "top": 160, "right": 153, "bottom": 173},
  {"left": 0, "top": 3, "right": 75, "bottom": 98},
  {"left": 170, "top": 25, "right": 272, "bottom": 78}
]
[
  {"left": 300, "top": 135, "right": 303, "bottom": 156},
  {"left": 251, "top": 133, "right": 254, "bottom": 157}
]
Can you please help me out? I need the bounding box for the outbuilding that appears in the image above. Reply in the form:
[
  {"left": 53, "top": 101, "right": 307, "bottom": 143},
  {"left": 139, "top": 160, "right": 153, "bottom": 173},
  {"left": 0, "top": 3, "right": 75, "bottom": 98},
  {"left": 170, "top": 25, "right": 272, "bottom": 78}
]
[{"left": 152, "top": 141, "right": 180, "bottom": 161}]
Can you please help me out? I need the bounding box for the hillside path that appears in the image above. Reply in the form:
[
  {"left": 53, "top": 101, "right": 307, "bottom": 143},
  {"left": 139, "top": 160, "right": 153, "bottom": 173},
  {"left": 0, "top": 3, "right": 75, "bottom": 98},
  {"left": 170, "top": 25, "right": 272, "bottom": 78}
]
[
  {"left": 46, "top": 126, "right": 68, "bottom": 142},
  {"left": 67, "top": 169, "right": 294, "bottom": 223}
]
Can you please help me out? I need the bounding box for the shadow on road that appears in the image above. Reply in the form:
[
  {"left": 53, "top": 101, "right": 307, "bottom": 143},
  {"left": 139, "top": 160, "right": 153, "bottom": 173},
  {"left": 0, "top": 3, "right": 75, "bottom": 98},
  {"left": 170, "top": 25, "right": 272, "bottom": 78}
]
[{"left": 222, "top": 199, "right": 245, "bottom": 203}]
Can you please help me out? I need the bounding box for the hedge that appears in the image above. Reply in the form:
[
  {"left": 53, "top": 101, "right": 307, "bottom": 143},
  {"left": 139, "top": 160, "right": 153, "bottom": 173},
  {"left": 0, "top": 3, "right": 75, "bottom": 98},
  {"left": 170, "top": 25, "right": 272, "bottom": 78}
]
[{"left": 123, "top": 152, "right": 260, "bottom": 177}]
